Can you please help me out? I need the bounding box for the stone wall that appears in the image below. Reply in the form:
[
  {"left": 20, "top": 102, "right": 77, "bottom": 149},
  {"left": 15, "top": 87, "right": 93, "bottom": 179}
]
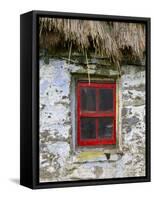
[{"left": 39, "top": 58, "right": 145, "bottom": 182}]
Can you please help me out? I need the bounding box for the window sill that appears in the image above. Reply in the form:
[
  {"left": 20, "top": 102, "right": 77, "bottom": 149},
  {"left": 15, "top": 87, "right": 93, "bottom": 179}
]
[{"left": 73, "top": 148, "right": 123, "bottom": 163}]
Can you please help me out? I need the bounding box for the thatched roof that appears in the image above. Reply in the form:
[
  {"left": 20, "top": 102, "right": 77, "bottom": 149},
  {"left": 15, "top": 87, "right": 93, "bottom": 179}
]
[{"left": 39, "top": 17, "right": 145, "bottom": 65}]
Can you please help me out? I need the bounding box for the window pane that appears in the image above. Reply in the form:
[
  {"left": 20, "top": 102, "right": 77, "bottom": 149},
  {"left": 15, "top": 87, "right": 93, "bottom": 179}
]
[
  {"left": 99, "top": 89, "right": 113, "bottom": 112},
  {"left": 98, "top": 117, "right": 113, "bottom": 139},
  {"left": 80, "top": 118, "right": 96, "bottom": 139},
  {"left": 80, "top": 88, "right": 96, "bottom": 111}
]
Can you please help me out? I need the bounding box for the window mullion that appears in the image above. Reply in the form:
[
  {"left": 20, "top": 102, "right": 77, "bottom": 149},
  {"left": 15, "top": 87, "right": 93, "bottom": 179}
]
[
  {"left": 96, "top": 88, "right": 99, "bottom": 112},
  {"left": 96, "top": 118, "right": 98, "bottom": 140},
  {"left": 80, "top": 112, "right": 114, "bottom": 117}
]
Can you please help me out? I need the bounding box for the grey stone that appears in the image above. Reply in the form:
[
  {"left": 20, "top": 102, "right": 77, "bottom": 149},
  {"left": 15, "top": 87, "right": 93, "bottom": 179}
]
[
  {"left": 122, "top": 107, "right": 129, "bottom": 116},
  {"left": 126, "top": 127, "right": 132, "bottom": 133},
  {"left": 122, "top": 116, "right": 140, "bottom": 127}
]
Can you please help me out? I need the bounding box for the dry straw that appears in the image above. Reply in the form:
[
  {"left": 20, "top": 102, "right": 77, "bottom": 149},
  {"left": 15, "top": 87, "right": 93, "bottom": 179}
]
[{"left": 39, "top": 18, "right": 145, "bottom": 65}]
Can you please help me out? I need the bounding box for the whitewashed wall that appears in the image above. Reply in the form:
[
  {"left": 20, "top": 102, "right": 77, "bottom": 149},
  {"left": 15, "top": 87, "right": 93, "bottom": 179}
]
[{"left": 39, "top": 59, "right": 145, "bottom": 182}]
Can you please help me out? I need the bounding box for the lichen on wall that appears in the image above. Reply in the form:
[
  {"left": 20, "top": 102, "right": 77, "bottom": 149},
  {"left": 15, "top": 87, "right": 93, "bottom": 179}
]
[{"left": 39, "top": 58, "right": 145, "bottom": 182}]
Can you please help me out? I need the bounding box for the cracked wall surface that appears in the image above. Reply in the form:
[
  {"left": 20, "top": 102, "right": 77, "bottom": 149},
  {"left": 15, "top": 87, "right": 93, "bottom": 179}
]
[{"left": 39, "top": 59, "right": 145, "bottom": 182}]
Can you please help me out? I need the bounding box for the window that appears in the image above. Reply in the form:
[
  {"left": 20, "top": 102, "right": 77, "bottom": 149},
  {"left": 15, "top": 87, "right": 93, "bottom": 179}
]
[{"left": 77, "top": 82, "right": 116, "bottom": 146}]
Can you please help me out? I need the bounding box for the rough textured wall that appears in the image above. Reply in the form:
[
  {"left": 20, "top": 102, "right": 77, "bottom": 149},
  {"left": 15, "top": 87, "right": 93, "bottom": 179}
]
[{"left": 39, "top": 59, "right": 145, "bottom": 182}]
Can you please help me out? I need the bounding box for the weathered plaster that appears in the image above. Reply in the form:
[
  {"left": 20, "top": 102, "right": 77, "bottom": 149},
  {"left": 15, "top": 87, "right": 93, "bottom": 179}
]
[{"left": 39, "top": 59, "right": 145, "bottom": 182}]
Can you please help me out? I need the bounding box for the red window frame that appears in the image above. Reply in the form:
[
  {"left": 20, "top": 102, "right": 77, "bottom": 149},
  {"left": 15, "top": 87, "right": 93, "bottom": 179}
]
[{"left": 77, "top": 82, "right": 116, "bottom": 146}]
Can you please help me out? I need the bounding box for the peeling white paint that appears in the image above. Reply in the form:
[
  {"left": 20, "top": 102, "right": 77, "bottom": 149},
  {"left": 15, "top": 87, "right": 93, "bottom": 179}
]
[{"left": 39, "top": 59, "right": 145, "bottom": 182}]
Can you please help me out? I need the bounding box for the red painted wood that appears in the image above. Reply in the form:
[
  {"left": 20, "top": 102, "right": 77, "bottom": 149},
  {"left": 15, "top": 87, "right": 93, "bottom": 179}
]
[
  {"left": 80, "top": 112, "right": 114, "bottom": 117},
  {"left": 96, "top": 118, "right": 98, "bottom": 140},
  {"left": 77, "top": 82, "right": 81, "bottom": 146},
  {"left": 77, "top": 81, "right": 116, "bottom": 146}
]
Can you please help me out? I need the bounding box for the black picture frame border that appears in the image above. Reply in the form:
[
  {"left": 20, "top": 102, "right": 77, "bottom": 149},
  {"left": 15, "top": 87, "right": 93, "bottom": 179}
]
[{"left": 20, "top": 10, "right": 151, "bottom": 189}]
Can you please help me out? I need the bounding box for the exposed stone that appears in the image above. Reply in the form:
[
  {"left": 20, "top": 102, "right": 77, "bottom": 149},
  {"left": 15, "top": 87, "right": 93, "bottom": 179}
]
[
  {"left": 126, "top": 127, "right": 132, "bottom": 133},
  {"left": 122, "top": 107, "right": 128, "bottom": 116},
  {"left": 94, "top": 166, "right": 104, "bottom": 178},
  {"left": 74, "top": 65, "right": 119, "bottom": 77},
  {"left": 122, "top": 116, "right": 140, "bottom": 127}
]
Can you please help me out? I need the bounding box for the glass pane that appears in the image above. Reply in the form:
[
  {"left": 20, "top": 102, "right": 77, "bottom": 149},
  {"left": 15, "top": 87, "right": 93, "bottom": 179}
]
[
  {"left": 99, "top": 89, "right": 113, "bottom": 112},
  {"left": 98, "top": 117, "right": 113, "bottom": 139},
  {"left": 80, "top": 88, "right": 96, "bottom": 111},
  {"left": 80, "top": 118, "right": 96, "bottom": 139}
]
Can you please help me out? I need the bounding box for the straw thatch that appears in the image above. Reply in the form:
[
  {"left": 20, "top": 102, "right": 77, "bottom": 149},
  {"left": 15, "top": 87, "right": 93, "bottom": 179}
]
[{"left": 39, "top": 17, "right": 145, "bottom": 65}]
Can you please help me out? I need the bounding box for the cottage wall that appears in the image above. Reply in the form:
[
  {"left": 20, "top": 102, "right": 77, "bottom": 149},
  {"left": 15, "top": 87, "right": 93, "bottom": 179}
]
[{"left": 39, "top": 59, "right": 145, "bottom": 182}]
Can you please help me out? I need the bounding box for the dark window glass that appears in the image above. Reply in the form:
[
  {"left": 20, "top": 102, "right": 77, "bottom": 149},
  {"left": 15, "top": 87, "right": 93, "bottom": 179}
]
[
  {"left": 80, "top": 88, "right": 96, "bottom": 111},
  {"left": 80, "top": 118, "right": 96, "bottom": 139},
  {"left": 98, "top": 117, "right": 113, "bottom": 139},
  {"left": 99, "top": 89, "right": 113, "bottom": 112}
]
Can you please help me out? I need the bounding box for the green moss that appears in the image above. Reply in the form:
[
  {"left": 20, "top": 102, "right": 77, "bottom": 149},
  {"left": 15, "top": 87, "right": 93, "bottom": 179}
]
[{"left": 77, "top": 151, "right": 104, "bottom": 161}]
